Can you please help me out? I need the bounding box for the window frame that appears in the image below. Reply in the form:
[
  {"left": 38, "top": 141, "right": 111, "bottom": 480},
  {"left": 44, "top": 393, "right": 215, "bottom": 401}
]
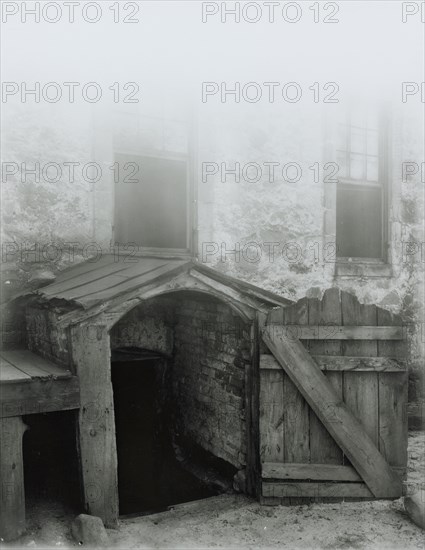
[
  {"left": 335, "top": 110, "right": 390, "bottom": 264},
  {"left": 111, "top": 116, "right": 197, "bottom": 259}
]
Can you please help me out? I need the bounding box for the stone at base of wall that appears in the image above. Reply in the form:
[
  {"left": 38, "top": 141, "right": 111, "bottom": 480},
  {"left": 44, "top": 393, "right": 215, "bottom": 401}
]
[
  {"left": 404, "top": 491, "right": 425, "bottom": 530},
  {"left": 71, "top": 514, "right": 109, "bottom": 547}
]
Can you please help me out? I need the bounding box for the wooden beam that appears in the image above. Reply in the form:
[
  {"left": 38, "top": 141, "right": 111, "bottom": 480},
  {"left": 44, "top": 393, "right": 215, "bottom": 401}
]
[
  {"left": 262, "top": 325, "right": 403, "bottom": 498},
  {"left": 260, "top": 354, "right": 407, "bottom": 372},
  {"left": 0, "top": 377, "right": 80, "bottom": 418},
  {"left": 0, "top": 416, "right": 27, "bottom": 541},
  {"left": 245, "top": 312, "right": 262, "bottom": 498},
  {"left": 262, "top": 481, "right": 374, "bottom": 499},
  {"left": 267, "top": 325, "right": 404, "bottom": 340},
  {"left": 262, "top": 463, "right": 361, "bottom": 482},
  {"left": 70, "top": 324, "right": 119, "bottom": 528},
  {"left": 189, "top": 270, "right": 268, "bottom": 314}
]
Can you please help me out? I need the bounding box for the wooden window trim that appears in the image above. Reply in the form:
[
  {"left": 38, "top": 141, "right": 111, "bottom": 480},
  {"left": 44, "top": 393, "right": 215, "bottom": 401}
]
[{"left": 335, "top": 111, "right": 390, "bottom": 265}]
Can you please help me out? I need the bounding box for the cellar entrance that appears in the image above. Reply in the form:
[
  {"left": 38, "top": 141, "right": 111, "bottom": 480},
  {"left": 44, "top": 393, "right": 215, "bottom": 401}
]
[{"left": 111, "top": 350, "right": 218, "bottom": 516}]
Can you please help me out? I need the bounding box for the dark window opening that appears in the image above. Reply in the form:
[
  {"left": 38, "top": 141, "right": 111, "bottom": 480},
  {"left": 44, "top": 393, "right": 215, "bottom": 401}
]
[
  {"left": 336, "top": 184, "right": 383, "bottom": 259},
  {"left": 114, "top": 154, "right": 188, "bottom": 249},
  {"left": 335, "top": 109, "right": 388, "bottom": 261}
]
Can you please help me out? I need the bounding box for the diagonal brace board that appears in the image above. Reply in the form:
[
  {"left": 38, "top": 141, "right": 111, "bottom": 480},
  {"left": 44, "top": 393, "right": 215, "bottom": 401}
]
[{"left": 262, "top": 325, "right": 402, "bottom": 498}]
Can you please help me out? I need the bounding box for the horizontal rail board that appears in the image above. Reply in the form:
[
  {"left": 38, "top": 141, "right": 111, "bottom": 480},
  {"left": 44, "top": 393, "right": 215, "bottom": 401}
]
[
  {"left": 262, "top": 463, "right": 362, "bottom": 482},
  {"left": 0, "top": 377, "right": 80, "bottom": 418},
  {"left": 266, "top": 325, "right": 404, "bottom": 340},
  {"left": 262, "top": 481, "right": 374, "bottom": 498},
  {"left": 260, "top": 354, "right": 407, "bottom": 372}
]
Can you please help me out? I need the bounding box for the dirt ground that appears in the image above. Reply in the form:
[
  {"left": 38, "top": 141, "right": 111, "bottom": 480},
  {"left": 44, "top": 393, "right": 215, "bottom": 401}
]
[{"left": 6, "top": 432, "right": 425, "bottom": 550}]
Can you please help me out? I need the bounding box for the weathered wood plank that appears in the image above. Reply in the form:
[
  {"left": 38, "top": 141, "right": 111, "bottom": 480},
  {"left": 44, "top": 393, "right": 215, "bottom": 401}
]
[
  {"left": 190, "top": 270, "right": 269, "bottom": 313},
  {"left": 245, "top": 312, "right": 261, "bottom": 497},
  {"left": 377, "top": 308, "right": 407, "bottom": 359},
  {"left": 282, "top": 299, "right": 310, "bottom": 464},
  {"left": 308, "top": 289, "right": 344, "bottom": 468},
  {"left": 0, "top": 416, "right": 27, "bottom": 541},
  {"left": 260, "top": 354, "right": 406, "bottom": 372},
  {"left": 41, "top": 256, "right": 128, "bottom": 296},
  {"left": 81, "top": 261, "right": 190, "bottom": 307},
  {"left": 0, "top": 358, "right": 31, "bottom": 383},
  {"left": 378, "top": 372, "right": 408, "bottom": 469},
  {"left": 377, "top": 309, "right": 408, "bottom": 471},
  {"left": 313, "top": 356, "right": 406, "bottom": 371},
  {"left": 0, "top": 377, "right": 80, "bottom": 418},
  {"left": 262, "top": 463, "right": 362, "bottom": 481},
  {"left": 1, "top": 350, "right": 71, "bottom": 379},
  {"left": 341, "top": 295, "right": 379, "bottom": 447},
  {"left": 309, "top": 372, "right": 344, "bottom": 466},
  {"left": 262, "top": 325, "right": 403, "bottom": 497},
  {"left": 282, "top": 298, "right": 311, "bottom": 505},
  {"left": 282, "top": 375, "right": 310, "bottom": 463},
  {"left": 267, "top": 325, "right": 404, "bottom": 340},
  {"left": 70, "top": 323, "right": 118, "bottom": 527},
  {"left": 58, "top": 258, "right": 172, "bottom": 301},
  {"left": 262, "top": 481, "right": 374, "bottom": 498},
  {"left": 259, "top": 370, "right": 284, "bottom": 463},
  {"left": 344, "top": 372, "right": 379, "bottom": 445}
]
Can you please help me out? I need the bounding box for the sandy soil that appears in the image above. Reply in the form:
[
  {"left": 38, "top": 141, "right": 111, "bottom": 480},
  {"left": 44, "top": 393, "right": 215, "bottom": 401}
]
[{"left": 5, "top": 432, "right": 425, "bottom": 550}]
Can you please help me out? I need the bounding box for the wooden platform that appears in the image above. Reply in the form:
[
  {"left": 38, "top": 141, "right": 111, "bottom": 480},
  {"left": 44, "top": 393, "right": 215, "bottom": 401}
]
[{"left": 0, "top": 350, "right": 80, "bottom": 418}]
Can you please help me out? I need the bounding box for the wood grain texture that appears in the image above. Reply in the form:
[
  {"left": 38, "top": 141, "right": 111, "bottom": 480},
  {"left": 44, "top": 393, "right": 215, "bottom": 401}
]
[
  {"left": 260, "top": 354, "right": 406, "bottom": 372},
  {"left": 342, "top": 295, "right": 379, "bottom": 447},
  {"left": 262, "top": 325, "right": 402, "bottom": 497},
  {"left": 378, "top": 372, "right": 408, "bottom": 469},
  {"left": 0, "top": 358, "right": 31, "bottom": 383},
  {"left": 262, "top": 463, "right": 361, "bottom": 481},
  {"left": 70, "top": 324, "right": 119, "bottom": 527},
  {"left": 267, "top": 325, "right": 404, "bottom": 340},
  {"left": 1, "top": 350, "right": 71, "bottom": 379},
  {"left": 260, "top": 370, "right": 284, "bottom": 464},
  {"left": 308, "top": 289, "right": 344, "bottom": 468},
  {"left": 0, "top": 416, "right": 27, "bottom": 541},
  {"left": 262, "top": 481, "right": 373, "bottom": 498},
  {"left": 0, "top": 377, "right": 80, "bottom": 418}
]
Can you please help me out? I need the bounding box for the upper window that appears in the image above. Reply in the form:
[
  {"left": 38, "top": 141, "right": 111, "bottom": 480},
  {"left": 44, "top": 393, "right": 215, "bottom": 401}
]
[
  {"left": 335, "top": 108, "right": 388, "bottom": 261},
  {"left": 114, "top": 153, "right": 189, "bottom": 250}
]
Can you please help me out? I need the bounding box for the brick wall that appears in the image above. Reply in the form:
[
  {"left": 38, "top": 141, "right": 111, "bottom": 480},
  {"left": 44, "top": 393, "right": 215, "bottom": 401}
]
[
  {"left": 26, "top": 305, "right": 70, "bottom": 367},
  {"left": 110, "top": 297, "right": 175, "bottom": 357},
  {"left": 171, "top": 294, "right": 251, "bottom": 469}
]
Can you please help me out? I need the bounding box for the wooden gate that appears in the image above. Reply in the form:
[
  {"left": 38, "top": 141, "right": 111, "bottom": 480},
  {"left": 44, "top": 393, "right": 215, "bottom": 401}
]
[{"left": 259, "top": 289, "right": 408, "bottom": 503}]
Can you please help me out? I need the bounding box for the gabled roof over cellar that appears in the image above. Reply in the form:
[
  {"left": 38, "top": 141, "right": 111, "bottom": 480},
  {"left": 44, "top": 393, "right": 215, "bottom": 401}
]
[{"left": 30, "top": 255, "right": 291, "bottom": 313}]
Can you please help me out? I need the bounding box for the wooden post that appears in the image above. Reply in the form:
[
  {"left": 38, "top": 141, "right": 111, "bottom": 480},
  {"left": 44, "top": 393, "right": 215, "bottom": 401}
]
[
  {"left": 0, "top": 416, "right": 27, "bottom": 541},
  {"left": 245, "top": 312, "right": 264, "bottom": 497},
  {"left": 70, "top": 323, "right": 119, "bottom": 527}
]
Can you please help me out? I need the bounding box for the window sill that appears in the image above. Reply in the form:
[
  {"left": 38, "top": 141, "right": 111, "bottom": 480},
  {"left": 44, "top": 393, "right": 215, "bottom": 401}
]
[{"left": 335, "top": 260, "right": 392, "bottom": 278}]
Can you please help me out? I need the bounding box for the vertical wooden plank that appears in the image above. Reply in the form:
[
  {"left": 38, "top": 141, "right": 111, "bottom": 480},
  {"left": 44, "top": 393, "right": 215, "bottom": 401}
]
[
  {"left": 377, "top": 308, "right": 408, "bottom": 470},
  {"left": 377, "top": 308, "right": 407, "bottom": 359},
  {"left": 309, "top": 290, "right": 344, "bottom": 466},
  {"left": 282, "top": 299, "right": 310, "bottom": 504},
  {"left": 282, "top": 375, "right": 310, "bottom": 463},
  {"left": 70, "top": 323, "right": 119, "bottom": 528},
  {"left": 342, "top": 293, "right": 379, "bottom": 446},
  {"left": 245, "top": 314, "right": 261, "bottom": 498},
  {"left": 0, "top": 416, "right": 27, "bottom": 541},
  {"left": 260, "top": 370, "right": 284, "bottom": 464},
  {"left": 378, "top": 373, "right": 408, "bottom": 469}
]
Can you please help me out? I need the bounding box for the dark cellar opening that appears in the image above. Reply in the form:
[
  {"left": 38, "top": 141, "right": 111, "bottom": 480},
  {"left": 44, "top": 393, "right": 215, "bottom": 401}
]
[
  {"left": 111, "top": 349, "right": 236, "bottom": 516},
  {"left": 23, "top": 411, "right": 81, "bottom": 514}
]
